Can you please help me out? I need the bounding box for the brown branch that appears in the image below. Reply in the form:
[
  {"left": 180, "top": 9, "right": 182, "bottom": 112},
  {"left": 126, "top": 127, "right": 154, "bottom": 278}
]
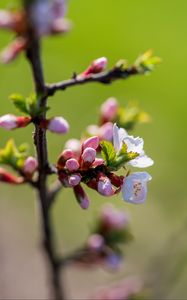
[
  {"left": 46, "top": 66, "right": 138, "bottom": 96},
  {"left": 24, "top": 3, "right": 65, "bottom": 299}
]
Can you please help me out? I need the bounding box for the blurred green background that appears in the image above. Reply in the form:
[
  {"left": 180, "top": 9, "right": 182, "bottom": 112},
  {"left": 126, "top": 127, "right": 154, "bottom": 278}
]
[{"left": 0, "top": 0, "right": 187, "bottom": 299}]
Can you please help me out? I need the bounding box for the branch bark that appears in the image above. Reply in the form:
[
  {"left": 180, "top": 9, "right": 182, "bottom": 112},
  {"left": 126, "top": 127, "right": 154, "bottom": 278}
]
[
  {"left": 46, "top": 66, "right": 138, "bottom": 96},
  {"left": 24, "top": 4, "right": 65, "bottom": 299}
]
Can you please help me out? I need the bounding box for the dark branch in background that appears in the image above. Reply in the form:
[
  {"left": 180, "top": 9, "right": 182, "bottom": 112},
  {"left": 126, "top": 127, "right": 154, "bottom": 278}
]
[{"left": 46, "top": 66, "right": 138, "bottom": 96}]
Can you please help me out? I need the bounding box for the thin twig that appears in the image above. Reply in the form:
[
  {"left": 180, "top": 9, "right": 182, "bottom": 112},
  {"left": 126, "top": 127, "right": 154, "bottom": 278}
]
[{"left": 46, "top": 66, "right": 138, "bottom": 96}]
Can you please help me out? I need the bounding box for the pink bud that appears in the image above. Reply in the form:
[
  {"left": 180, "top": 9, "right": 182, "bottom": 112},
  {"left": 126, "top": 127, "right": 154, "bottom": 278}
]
[
  {"left": 100, "top": 98, "right": 119, "bottom": 122},
  {"left": 48, "top": 117, "right": 69, "bottom": 134},
  {"left": 0, "top": 37, "right": 27, "bottom": 64},
  {"left": 86, "top": 125, "right": 100, "bottom": 136},
  {"left": 61, "top": 149, "right": 74, "bottom": 161},
  {"left": 97, "top": 176, "right": 114, "bottom": 197},
  {"left": 68, "top": 174, "right": 82, "bottom": 187},
  {"left": 82, "top": 147, "right": 96, "bottom": 164},
  {"left": 0, "top": 168, "right": 23, "bottom": 184},
  {"left": 92, "top": 158, "right": 105, "bottom": 168},
  {"left": 101, "top": 204, "right": 129, "bottom": 230},
  {"left": 99, "top": 122, "right": 113, "bottom": 141},
  {"left": 65, "top": 139, "right": 81, "bottom": 154},
  {"left": 82, "top": 57, "right": 108, "bottom": 77},
  {"left": 51, "top": 18, "right": 71, "bottom": 34},
  {"left": 82, "top": 136, "right": 99, "bottom": 150},
  {"left": 0, "top": 10, "right": 14, "bottom": 29},
  {"left": 0, "top": 114, "right": 17, "bottom": 130},
  {"left": 87, "top": 234, "right": 104, "bottom": 251},
  {"left": 0, "top": 115, "right": 31, "bottom": 130},
  {"left": 65, "top": 158, "right": 80, "bottom": 172},
  {"left": 74, "top": 184, "right": 90, "bottom": 209},
  {"left": 23, "top": 157, "right": 38, "bottom": 175}
]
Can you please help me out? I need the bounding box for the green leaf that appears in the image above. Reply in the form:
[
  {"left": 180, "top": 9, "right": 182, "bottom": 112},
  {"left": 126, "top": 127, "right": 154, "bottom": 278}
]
[
  {"left": 100, "top": 141, "right": 116, "bottom": 166},
  {"left": 108, "top": 143, "right": 139, "bottom": 171},
  {"left": 0, "top": 140, "right": 29, "bottom": 170},
  {"left": 10, "top": 94, "right": 29, "bottom": 114},
  {"left": 134, "top": 49, "right": 161, "bottom": 74}
]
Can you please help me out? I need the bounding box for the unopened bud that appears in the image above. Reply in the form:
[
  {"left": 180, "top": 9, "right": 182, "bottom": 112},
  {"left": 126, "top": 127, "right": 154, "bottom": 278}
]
[
  {"left": 82, "top": 136, "right": 99, "bottom": 150},
  {"left": 47, "top": 117, "right": 69, "bottom": 134},
  {"left": 99, "top": 122, "right": 113, "bottom": 141},
  {"left": 87, "top": 234, "right": 104, "bottom": 251},
  {"left": 61, "top": 149, "right": 74, "bottom": 160},
  {"left": 0, "top": 114, "right": 31, "bottom": 130},
  {"left": 23, "top": 157, "right": 38, "bottom": 175},
  {"left": 83, "top": 57, "right": 108, "bottom": 76},
  {"left": 92, "top": 158, "right": 105, "bottom": 168},
  {"left": 97, "top": 176, "right": 114, "bottom": 197},
  {"left": 65, "top": 158, "right": 80, "bottom": 172},
  {"left": 1, "top": 37, "right": 27, "bottom": 64},
  {"left": 68, "top": 174, "right": 82, "bottom": 187},
  {"left": 82, "top": 147, "right": 96, "bottom": 164},
  {"left": 73, "top": 184, "right": 90, "bottom": 209},
  {"left": 0, "top": 168, "right": 23, "bottom": 184},
  {"left": 101, "top": 204, "right": 129, "bottom": 230},
  {"left": 65, "top": 139, "right": 81, "bottom": 154},
  {"left": 100, "top": 98, "right": 118, "bottom": 122}
]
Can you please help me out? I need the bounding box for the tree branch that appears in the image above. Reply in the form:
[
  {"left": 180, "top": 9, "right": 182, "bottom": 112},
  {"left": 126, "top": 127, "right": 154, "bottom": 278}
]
[
  {"left": 46, "top": 66, "right": 138, "bottom": 96},
  {"left": 24, "top": 3, "right": 65, "bottom": 299}
]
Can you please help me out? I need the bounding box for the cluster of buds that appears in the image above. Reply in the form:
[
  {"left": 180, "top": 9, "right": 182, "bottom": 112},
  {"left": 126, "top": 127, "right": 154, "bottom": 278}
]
[
  {"left": 0, "top": 0, "right": 70, "bottom": 63},
  {"left": 57, "top": 121, "right": 153, "bottom": 209},
  {"left": 70, "top": 204, "right": 132, "bottom": 269},
  {"left": 57, "top": 135, "right": 125, "bottom": 209},
  {"left": 86, "top": 97, "right": 151, "bottom": 143}
]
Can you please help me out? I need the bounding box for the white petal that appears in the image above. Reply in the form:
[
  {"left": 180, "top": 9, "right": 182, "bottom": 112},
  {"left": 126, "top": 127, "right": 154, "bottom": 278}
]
[
  {"left": 123, "top": 135, "right": 144, "bottom": 154},
  {"left": 122, "top": 172, "right": 151, "bottom": 204},
  {"left": 113, "top": 123, "right": 127, "bottom": 152},
  {"left": 128, "top": 154, "right": 154, "bottom": 168}
]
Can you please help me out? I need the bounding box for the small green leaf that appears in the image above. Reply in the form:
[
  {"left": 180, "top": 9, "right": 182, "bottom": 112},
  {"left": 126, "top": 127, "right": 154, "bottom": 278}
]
[
  {"left": 134, "top": 49, "right": 161, "bottom": 74},
  {"left": 0, "top": 140, "right": 29, "bottom": 170},
  {"left": 100, "top": 141, "right": 116, "bottom": 166},
  {"left": 10, "top": 94, "right": 29, "bottom": 114}
]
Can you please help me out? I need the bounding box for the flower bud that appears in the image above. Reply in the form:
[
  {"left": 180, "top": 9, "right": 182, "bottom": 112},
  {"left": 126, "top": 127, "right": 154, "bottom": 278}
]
[
  {"left": 68, "top": 174, "right": 82, "bottom": 187},
  {"left": 86, "top": 125, "right": 100, "bottom": 136},
  {"left": 0, "top": 37, "right": 27, "bottom": 64},
  {"left": 73, "top": 184, "right": 90, "bottom": 209},
  {"left": 61, "top": 149, "right": 74, "bottom": 161},
  {"left": 0, "top": 10, "right": 14, "bottom": 30},
  {"left": 65, "top": 139, "right": 81, "bottom": 154},
  {"left": 100, "top": 98, "right": 118, "bottom": 122},
  {"left": 47, "top": 117, "right": 69, "bottom": 134},
  {"left": 99, "top": 122, "right": 113, "bottom": 141},
  {"left": 23, "top": 157, "right": 38, "bottom": 175},
  {"left": 97, "top": 176, "right": 114, "bottom": 197},
  {"left": 0, "top": 114, "right": 31, "bottom": 130},
  {"left": 92, "top": 158, "right": 105, "bottom": 168},
  {"left": 65, "top": 158, "right": 80, "bottom": 172},
  {"left": 0, "top": 168, "right": 23, "bottom": 184},
  {"left": 82, "top": 136, "right": 99, "bottom": 150},
  {"left": 101, "top": 204, "right": 129, "bottom": 230},
  {"left": 87, "top": 234, "right": 104, "bottom": 251},
  {"left": 83, "top": 57, "right": 108, "bottom": 76},
  {"left": 82, "top": 147, "right": 96, "bottom": 164}
]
